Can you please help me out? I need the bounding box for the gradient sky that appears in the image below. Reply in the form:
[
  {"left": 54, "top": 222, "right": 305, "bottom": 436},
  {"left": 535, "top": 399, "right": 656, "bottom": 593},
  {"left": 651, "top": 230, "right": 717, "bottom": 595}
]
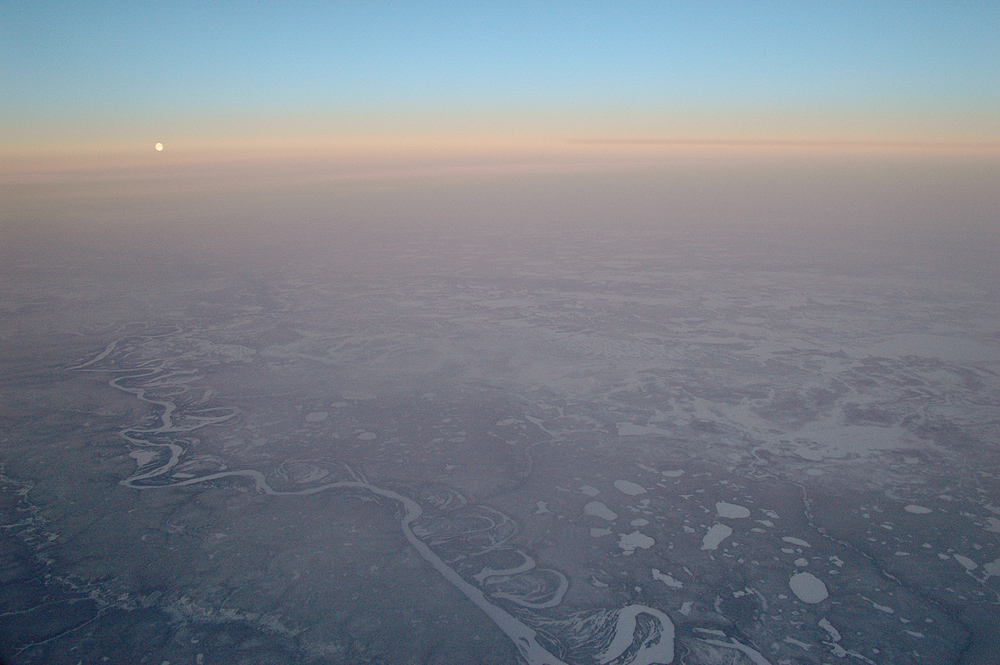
[
  {"left": 0, "top": 0, "right": 997, "bottom": 323},
  {"left": 3, "top": 1, "right": 998, "bottom": 156},
  {"left": 3, "top": 0, "right": 999, "bottom": 249}
]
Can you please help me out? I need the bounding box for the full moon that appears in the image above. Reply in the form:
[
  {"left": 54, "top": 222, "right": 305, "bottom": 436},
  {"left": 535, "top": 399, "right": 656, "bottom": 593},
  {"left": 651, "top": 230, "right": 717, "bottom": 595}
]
[{"left": 154, "top": 142, "right": 164, "bottom": 151}]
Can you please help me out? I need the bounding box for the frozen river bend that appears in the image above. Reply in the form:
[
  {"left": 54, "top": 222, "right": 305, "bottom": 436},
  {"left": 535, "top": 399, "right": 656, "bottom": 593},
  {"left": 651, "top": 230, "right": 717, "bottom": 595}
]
[{"left": 2, "top": 230, "right": 999, "bottom": 664}]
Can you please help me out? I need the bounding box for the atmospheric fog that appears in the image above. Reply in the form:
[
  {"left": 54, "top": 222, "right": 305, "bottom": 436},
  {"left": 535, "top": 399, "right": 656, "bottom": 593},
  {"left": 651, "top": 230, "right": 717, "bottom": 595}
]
[{"left": 2, "top": 154, "right": 999, "bottom": 664}]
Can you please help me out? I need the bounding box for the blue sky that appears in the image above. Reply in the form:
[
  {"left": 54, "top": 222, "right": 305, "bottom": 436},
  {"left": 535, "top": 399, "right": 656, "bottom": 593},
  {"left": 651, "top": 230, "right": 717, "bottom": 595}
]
[{"left": 2, "top": 1, "right": 998, "bottom": 157}]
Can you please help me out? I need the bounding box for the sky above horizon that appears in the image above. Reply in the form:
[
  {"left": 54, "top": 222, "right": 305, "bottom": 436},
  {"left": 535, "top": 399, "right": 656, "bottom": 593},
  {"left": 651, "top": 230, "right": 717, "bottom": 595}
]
[
  {"left": 3, "top": 1, "right": 998, "bottom": 160},
  {"left": 2, "top": 1, "right": 998, "bottom": 245}
]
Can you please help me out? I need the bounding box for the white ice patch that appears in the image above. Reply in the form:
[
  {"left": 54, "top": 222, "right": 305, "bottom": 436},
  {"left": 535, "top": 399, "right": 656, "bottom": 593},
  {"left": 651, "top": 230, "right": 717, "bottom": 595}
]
[
  {"left": 661, "top": 470, "right": 684, "bottom": 477},
  {"left": 862, "top": 597, "right": 894, "bottom": 614},
  {"left": 789, "top": 572, "right": 828, "bottom": 603},
  {"left": 591, "top": 528, "right": 612, "bottom": 537},
  {"left": 535, "top": 501, "right": 550, "bottom": 514},
  {"left": 716, "top": 501, "right": 751, "bottom": 519},
  {"left": 580, "top": 485, "right": 600, "bottom": 497},
  {"left": 782, "top": 536, "right": 812, "bottom": 548},
  {"left": 785, "top": 417, "right": 906, "bottom": 460},
  {"left": 584, "top": 501, "right": 618, "bottom": 521},
  {"left": 614, "top": 480, "right": 647, "bottom": 496},
  {"left": 618, "top": 531, "right": 654, "bottom": 555},
  {"left": 651, "top": 568, "right": 683, "bottom": 588},
  {"left": 631, "top": 519, "right": 649, "bottom": 527},
  {"left": 357, "top": 431, "right": 376, "bottom": 440},
  {"left": 701, "top": 524, "right": 733, "bottom": 551},
  {"left": 953, "top": 554, "right": 978, "bottom": 571},
  {"left": 679, "top": 601, "right": 693, "bottom": 615},
  {"left": 305, "top": 411, "right": 328, "bottom": 422},
  {"left": 818, "top": 618, "right": 841, "bottom": 641},
  {"left": 904, "top": 504, "right": 933, "bottom": 514},
  {"left": 983, "top": 559, "right": 1000, "bottom": 579},
  {"left": 693, "top": 628, "right": 727, "bottom": 637}
]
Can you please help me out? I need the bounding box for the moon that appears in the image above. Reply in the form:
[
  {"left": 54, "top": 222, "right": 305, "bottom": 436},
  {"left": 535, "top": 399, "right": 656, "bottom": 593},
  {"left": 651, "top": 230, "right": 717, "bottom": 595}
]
[{"left": 154, "top": 142, "right": 164, "bottom": 152}]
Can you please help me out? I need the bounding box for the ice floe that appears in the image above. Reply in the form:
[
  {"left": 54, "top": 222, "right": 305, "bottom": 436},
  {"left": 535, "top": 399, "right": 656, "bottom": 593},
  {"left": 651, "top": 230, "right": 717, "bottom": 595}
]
[
  {"left": 701, "top": 524, "right": 733, "bottom": 550},
  {"left": 904, "top": 504, "right": 933, "bottom": 514},
  {"left": 789, "top": 572, "right": 828, "bottom": 603},
  {"left": 661, "top": 470, "right": 684, "bottom": 477},
  {"left": 584, "top": 501, "right": 617, "bottom": 521},
  {"left": 583, "top": 501, "right": 618, "bottom": 522},
  {"left": 614, "top": 479, "right": 647, "bottom": 496},
  {"left": 716, "top": 501, "right": 750, "bottom": 518},
  {"left": 580, "top": 484, "right": 600, "bottom": 497},
  {"left": 304, "top": 411, "right": 328, "bottom": 422},
  {"left": 618, "top": 531, "right": 654, "bottom": 554},
  {"left": 782, "top": 536, "right": 811, "bottom": 547}
]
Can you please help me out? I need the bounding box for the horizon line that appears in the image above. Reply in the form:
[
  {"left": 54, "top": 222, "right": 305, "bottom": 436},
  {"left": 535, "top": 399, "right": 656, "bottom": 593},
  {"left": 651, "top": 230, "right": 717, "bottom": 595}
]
[{"left": 570, "top": 138, "right": 1000, "bottom": 150}]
